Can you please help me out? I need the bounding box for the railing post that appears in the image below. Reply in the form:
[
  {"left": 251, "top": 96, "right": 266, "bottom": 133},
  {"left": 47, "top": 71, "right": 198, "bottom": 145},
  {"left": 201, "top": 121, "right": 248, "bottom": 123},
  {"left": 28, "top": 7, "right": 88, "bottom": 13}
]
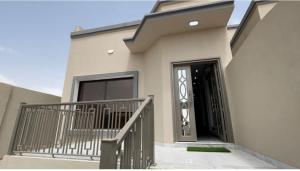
[
  {"left": 8, "top": 102, "right": 26, "bottom": 155},
  {"left": 149, "top": 95, "right": 155, "bottom": 165},
  {"left": 99, "top": 139, "right": 118, "bottom": 169}
]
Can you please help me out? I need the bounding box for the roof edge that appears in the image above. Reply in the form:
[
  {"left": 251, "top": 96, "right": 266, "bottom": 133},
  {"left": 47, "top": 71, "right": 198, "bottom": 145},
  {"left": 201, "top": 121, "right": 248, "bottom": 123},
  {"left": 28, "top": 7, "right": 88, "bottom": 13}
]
[
  {"left": 71, "top": 20, "right": 141, "bottom": 38},
  {"left": 227, "top": 24, "right": 239, "bottom": 29},
  {"left": 230, "top": 0, "right": 277, "bottom": 47},
  {"left": 124, "top": 0, "right": 234, "bottom": 42},
  {"left": 150, "top": 0, "right": 173, "bottom": 13}
]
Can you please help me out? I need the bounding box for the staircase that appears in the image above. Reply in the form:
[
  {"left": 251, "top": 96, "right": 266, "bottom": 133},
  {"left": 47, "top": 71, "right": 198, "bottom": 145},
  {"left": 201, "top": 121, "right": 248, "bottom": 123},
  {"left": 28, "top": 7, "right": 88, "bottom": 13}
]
[{"left": 5, "top": 96, "right": 155, "bottom": 169}]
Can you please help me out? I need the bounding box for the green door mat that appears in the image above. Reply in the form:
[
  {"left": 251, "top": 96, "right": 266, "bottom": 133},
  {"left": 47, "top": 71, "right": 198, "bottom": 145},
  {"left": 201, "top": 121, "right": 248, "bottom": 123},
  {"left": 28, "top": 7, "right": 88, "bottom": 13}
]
[{"left": 187, "top": 146, "right": 231, "bottom": 153}]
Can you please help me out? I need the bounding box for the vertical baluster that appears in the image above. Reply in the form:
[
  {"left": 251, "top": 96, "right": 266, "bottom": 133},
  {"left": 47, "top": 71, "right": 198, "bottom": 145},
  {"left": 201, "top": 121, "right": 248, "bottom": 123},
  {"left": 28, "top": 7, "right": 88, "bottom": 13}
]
[
  {"left": 83, "top": 104, "right": 89, "bottom": 156},
  {"left": 73, "top": 105, "right": 81, "bottom": 155},
  {"left": 114, "top": 103, "right": 118, "bottom": 137},
  {"left": 118, "top": 103, "right": 121, "bottom": 134},
  {"left": 61, "top": 105, "right": 68, "bottom": 154},
  {"left": 45, "top": 106, "right": 51, "bottom": 153},
  {"left": 10, "top": 104, "right": 25, "bottom": 153},
  {"left": 30, "top": 107, "right": 39, "bottom": 152},
  {"left": 16, "top": 107, "right": 28, "bottom": 152},
  {"left": 27, "top": 107, "right": 35, "bottom": 152},
  {"left": 134, "top": 118, "right": 142, "bottom": 168},
  {"left": 39, "top": 106, "right": 47, "bottom": 152},
  {"left": 70, "top": 104, "right": 76, "bottom": 155},
  {"left": 55, "top": 105, "right": 63, "bottom": 154},
  {"left": 79, "top": 104, "right": 86, "bottom": 155},
  {"left": 76, "top": 104, "right": 82, "bottom": 155},
  {"left": 75, "top": 104, "right": 81, "bottom": 155},
  {"left": 124, "top": 104, "right": 127, "bottom": 127},
  {"left": 23, "top": 107, "right": 30, "bottom": 152},
  {"left": 42, "top": 106, "right": 50, "bottom": 153},
  {"left": 101, "top": 104, "right": 106, "bottom": 139},
  {"left": 150, "top": 97, "right": 155, "bottom": 164},
  {"left": 22, "top": 110, "right": 31, "bottom": 151},
  {"left": 111, "top": 103, "right": 115, "bottom": 139},
  {"left": 65, "top": 104, "right": 74, "bottom": 155},
  {"left": 23, "top": 107, "right": 32, "bottom": 152},
  {"left": 107, "top": 105, "right": 111, "bottom": 139},
  {"left": 145, "top": 104, "right": 151, "bottom": 166},
  {"left": 92, "top": 104, "right": 98, "bottom": 157},
  {"left": 122, "top": 130, "right": 132, "bottom": 169},
  {"left": 97, "top": 104, "right": 103, "bottom": 155},
  {"left": 34, "top": 106, "right": 45, "bottom": 152},
  {"left": 48, "top": 105, "right": 56, "bottom": 155},
  {"left": 69, "top": 105, "right": 77, "bottom": 155},
  {"left": 93, "top": 103, "right": 101, "bottom": 156},
  {"left": 85, "top": 107, "right": 94, "bottom": 156},
  {"left": 119, "top": 142, "right": 123, "bottom": 168},
  {"left": 141, "top": 110, "right": 147, "bottom": 168}
]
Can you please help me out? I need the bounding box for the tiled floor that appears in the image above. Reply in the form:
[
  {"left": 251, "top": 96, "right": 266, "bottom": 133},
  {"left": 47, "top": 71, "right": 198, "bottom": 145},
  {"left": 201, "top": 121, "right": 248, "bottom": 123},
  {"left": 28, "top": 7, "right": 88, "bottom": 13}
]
[{"left": 152, "top": 144, "right": 277, "bottom": 169}]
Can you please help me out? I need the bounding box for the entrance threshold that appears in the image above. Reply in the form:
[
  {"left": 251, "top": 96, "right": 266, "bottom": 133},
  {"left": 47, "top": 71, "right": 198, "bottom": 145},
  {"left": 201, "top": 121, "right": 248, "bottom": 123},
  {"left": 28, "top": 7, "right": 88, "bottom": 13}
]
[{"left": 174, "top": 140, "right": 233, "bottom": 148}]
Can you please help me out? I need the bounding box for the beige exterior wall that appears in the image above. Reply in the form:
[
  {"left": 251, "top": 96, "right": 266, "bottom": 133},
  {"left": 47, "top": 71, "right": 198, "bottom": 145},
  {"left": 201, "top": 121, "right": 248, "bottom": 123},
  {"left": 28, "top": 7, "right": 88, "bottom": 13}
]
[
  {"left": 63, "top": 26, "right": 233, "bottom": 143},
  {"left": 226, "top": 27, "right": 237, "bottom": 42},
  {"left": 62, "top": 26, "right": 144, "bottom": 102},
  {"left": 232, "top": 2, "right": 277, "bottom": 55},
  {"left": 145, "top": 27, "right": 233, "bottom": 143},
  {"left": 0, "top": 83, "right": 61, "bottom": 157},
  {"left": 227, "top": 2, "right": 300, "bottom": 168}
]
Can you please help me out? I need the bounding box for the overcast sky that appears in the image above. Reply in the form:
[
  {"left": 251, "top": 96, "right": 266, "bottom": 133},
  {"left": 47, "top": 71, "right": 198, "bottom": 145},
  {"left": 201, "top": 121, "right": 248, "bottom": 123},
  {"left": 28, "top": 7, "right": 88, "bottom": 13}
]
[{"left": 0, "top": 0, "right": 251, "bottom": 96}]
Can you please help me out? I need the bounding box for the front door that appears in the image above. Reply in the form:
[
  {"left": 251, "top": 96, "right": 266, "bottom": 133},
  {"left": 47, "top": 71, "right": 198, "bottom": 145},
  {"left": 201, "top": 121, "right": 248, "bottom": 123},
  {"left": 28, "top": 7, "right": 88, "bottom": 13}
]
[{"left": 173, "top": 65, "right": 197, "bottom": 141}]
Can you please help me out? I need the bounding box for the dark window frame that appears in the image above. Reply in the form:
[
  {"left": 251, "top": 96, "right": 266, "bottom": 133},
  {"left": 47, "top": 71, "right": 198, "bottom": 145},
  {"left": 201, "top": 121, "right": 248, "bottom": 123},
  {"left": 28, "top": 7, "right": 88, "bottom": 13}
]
[
  {"left": 70, "top": 71, "right": 138, "bottom": 130},
  {"left": 70, "top": 71, "right": 138, "bottom": 102},
  {"left": 77, "top": 77, "right": 135, "bottom": 101}
]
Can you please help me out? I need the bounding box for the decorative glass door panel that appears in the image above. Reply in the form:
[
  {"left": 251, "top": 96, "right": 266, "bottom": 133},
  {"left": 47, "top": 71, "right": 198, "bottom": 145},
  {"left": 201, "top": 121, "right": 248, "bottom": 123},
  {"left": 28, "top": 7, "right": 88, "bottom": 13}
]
[{"left": 174, "top": 66, "right": 197, "bottom": 141}]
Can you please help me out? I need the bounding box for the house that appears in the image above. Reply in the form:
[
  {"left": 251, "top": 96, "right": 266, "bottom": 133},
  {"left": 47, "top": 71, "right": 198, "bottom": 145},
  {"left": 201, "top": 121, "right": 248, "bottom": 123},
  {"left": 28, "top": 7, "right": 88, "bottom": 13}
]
[{"left": 1, "top": 0, "right": 300, "bottom": 169}]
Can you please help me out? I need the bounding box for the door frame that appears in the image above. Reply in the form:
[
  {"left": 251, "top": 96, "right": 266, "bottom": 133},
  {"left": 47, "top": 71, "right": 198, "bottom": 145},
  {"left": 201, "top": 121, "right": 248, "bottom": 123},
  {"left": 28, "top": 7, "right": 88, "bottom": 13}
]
[{"left": 171, "top": 58, "right": 234, "bottom": 142}]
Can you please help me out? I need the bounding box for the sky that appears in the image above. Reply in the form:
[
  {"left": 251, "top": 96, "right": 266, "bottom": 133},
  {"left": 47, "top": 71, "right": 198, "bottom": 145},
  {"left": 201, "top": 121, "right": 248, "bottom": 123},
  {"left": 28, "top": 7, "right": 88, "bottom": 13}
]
[{"left": 0, "top": 0, "right": 251, "bottom": 96}]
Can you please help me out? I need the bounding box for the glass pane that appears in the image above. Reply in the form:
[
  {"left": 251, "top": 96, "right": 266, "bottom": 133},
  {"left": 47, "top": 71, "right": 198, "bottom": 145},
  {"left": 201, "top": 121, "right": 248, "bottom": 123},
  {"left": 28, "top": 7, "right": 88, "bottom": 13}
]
[
  {"left": 106, "top": 78, "right": 134, "bottom": 100},
  {"left": 177, "top": 69, "right": 191, "bottom": 136},
  {"left": 77, "top": 80, "right": 106, "bottom": 101}
]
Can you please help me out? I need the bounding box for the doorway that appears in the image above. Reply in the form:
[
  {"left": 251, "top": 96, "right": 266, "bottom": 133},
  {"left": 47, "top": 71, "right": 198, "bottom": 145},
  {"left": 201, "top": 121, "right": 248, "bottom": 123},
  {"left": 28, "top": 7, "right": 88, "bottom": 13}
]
[{"left": 173, "top": 59, "right": 233, "bottom": 142}]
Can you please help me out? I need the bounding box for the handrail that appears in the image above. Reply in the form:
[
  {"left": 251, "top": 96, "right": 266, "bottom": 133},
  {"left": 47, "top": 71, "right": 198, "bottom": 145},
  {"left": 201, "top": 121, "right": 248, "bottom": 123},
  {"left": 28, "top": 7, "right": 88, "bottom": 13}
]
[
  {"left": 11, "top": 98, "right": 144, "bottom": 160},
  {"left": 100, "top": 95, "right": 155, "bottom": 169},
  {"left": 22, "top": 98, "right": 145, "bottom": 107},
  {"left": 115, "top": 96, "right": 152, "bottom": 144}
]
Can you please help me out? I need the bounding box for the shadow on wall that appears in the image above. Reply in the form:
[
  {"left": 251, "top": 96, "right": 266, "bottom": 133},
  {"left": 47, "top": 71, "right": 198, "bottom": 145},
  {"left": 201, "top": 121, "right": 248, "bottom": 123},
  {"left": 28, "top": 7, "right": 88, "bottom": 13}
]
[{"left": 225, "top": 1, "right": 300, "bottom": 168}]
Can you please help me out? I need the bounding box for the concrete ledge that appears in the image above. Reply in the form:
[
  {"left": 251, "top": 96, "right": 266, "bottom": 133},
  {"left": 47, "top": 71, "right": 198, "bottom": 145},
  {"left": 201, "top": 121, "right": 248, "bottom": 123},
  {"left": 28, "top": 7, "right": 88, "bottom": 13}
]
[{"left": 0, "top": 155, "right": 99, "bottom": 169}]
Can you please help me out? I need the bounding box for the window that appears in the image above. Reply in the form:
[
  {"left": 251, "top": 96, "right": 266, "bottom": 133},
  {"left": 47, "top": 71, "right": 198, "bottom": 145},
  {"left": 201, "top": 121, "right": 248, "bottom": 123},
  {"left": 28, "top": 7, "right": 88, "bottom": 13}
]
[
  {"left": 77, "top": 77, "right": 134, "bottom": 101},
  {"left": 75, "top": 77, "right": 135, "bottom": 129}
]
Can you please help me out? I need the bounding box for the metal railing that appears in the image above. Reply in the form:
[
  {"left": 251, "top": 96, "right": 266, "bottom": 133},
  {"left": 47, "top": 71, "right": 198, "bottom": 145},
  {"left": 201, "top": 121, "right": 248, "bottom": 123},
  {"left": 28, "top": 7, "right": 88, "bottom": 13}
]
[
  {"left": 100, "top": 96, "right": 155, "bottom": 169},
  {"left": 11, "top": 98, "right": 145, "bottom": 160}
]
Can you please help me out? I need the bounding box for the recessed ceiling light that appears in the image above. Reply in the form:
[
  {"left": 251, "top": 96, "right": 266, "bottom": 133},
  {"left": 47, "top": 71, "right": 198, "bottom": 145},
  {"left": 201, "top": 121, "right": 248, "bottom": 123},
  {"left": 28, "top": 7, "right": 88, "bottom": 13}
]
[
  {"left": 107, "top": 49, "right": 114, "bottom": 54},
  {"left": 189, "top": 20, "right": 199, "bottom": 27}
]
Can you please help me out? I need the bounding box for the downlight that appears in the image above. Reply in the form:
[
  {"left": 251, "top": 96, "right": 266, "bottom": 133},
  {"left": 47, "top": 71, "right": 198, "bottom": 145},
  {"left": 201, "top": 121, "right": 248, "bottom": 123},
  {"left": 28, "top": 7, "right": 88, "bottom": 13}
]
[{"left": 188, "top": 20, "right": 199, "bottom": 27}]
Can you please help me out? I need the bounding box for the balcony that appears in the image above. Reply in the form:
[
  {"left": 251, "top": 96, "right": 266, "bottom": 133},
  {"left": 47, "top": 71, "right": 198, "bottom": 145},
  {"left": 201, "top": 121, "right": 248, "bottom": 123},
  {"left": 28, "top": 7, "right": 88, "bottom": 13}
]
[{"left": 11, "top": 96, "right": 155, "bottom": 169}]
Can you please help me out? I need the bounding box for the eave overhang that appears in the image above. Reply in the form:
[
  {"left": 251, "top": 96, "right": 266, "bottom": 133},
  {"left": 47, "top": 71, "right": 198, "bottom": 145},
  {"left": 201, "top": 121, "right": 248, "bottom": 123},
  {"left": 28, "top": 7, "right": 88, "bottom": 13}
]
[
  {"left": 124, "top": 0, "right": 234, "bottom": 53},
  {"left": 71, "top": 20, "right": 141, "bottom": 38}
]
